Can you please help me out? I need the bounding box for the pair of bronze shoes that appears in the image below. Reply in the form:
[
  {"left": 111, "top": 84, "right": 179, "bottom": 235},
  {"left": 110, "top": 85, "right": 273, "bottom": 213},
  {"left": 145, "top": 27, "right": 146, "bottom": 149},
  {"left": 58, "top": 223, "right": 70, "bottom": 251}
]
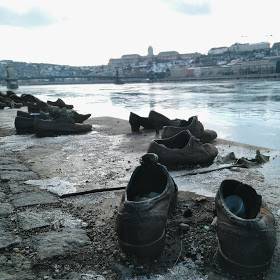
[
  {"left": 129, "top": 110, "right": 217, "bottom": 143},
  {"left": 130, "top": 110, "right": 218, "bottom": 168},
  {"left": 116, "top": 155, "right": 276, "bottom": 275}
]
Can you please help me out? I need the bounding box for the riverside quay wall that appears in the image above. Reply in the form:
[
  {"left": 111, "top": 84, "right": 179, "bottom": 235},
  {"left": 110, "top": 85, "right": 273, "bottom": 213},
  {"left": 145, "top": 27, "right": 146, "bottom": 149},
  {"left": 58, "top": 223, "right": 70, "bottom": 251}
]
[
  {"left": 169, "top": 58, "right": 280, "bottom": 80},
  {"left": 16, "top": 59, "right": 280, "bottom": 85}
]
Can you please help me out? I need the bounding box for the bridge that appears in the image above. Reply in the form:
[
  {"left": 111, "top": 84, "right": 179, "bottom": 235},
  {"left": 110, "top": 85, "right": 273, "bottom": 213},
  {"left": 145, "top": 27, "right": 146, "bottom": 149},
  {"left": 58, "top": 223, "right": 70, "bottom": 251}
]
[
  {"left": 0, "top": 74, "right": 146, "bottom": 81},
  {"left": 0, "top": 75, "right": 115, "bottom": 81}
]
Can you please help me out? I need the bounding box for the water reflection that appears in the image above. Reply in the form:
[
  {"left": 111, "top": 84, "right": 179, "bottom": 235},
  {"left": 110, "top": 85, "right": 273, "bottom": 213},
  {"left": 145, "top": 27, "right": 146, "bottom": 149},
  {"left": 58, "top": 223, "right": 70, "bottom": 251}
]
[{"left": 16, "top": 80, "right": 280, "bottom": 149}]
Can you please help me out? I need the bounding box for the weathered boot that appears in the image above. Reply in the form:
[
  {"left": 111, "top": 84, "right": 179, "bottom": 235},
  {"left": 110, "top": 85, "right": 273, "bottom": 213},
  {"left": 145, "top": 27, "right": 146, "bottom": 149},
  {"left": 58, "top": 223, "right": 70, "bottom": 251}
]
[
  {"left": 34, "top": 118, "right": 92, "bottom": 137},
  {"left": 72, "top": 111, "right": 91, "bottom": 123},
  {"left": 129, "top": 112, "right": 154, "bottom": 132},
  {"left": 15, "top": 111, "right": 50, "bottom": 134},
  {"left": 161, "top": 116, "right": 204, "bottom": 139},
  {"left": 148, "top": 110, "right": 171, "bottom": 131},
  {"left": 47, "top": 98, "right": 74, "bottom": 109},
  {"left": 116, "top": 153, "right": 177, "bottom": 258},
  {"left": 215, "top": 179, "right": 276, "bottom": 274},
  {"left": 161, "top": 116, "right": 217, "bottom": 143},
  {"left": 148, "top": 130, "right": 218, "bottom": 168}
]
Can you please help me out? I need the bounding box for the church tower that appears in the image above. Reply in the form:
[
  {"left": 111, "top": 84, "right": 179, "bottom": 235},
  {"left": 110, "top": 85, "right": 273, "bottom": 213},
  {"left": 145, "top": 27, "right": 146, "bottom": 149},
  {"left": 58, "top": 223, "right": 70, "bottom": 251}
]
[{"left": 148, "top": 46, "right": 154, "bottom": 57}]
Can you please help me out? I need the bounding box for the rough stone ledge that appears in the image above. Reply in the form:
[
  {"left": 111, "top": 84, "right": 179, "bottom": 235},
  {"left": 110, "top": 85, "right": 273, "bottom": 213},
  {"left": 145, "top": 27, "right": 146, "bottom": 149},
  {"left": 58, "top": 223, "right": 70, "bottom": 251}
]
[
  {"left": 0, "top": 219, "right": 22, "bottom": 250},
  {"left": 11, "top": 191, "right": 59, "bottom": 208},
  {"left": 0, "top": 171, "right": 39, "bottom": 182},
  {"left": 16, "top": 209, "right": 86, "bottom": 231},
  {"left": 9, "top": 183, "right": 40, "bottom": 194},
  {"left": 0, "top": 164, "right": 29, "bottom": 172},
  {"left": 32, "top": 229, "right": 91, "bottom": 260},
  {"left": 0, "top": 203, "right": 14, "bottom": 217}
]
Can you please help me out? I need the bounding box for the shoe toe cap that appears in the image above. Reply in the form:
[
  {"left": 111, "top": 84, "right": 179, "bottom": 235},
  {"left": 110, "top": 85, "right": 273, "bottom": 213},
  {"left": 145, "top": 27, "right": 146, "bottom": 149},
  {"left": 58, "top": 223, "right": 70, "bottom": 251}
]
[
  {"left": 203, "top": 143, "right": 218, "bottom": 160},
  {"left": 200, "top": 129, "right": 217, "bottom": 143}
]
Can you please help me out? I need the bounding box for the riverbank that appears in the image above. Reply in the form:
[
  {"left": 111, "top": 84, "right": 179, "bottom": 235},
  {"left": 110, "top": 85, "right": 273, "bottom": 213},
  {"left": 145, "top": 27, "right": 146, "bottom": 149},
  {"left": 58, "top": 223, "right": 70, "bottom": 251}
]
[
  {"left": 0, "top": 108, "right": 279, "bottom": 279},
  {"left": 7, "top": 72, "right": 280, "bottom": 87}
]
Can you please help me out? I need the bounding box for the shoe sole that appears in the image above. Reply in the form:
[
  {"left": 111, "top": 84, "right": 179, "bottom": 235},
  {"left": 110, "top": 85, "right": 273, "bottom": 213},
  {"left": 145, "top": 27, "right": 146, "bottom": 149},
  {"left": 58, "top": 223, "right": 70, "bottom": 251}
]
[
  {"left": 119, "top": 229, "right": 166, "bottom": 258},
  {"left": 217, "top": 245, "right": 271, "bottom": 274},
  {"left": 168, "top": 189, "right": 177, "bottom": 215}
]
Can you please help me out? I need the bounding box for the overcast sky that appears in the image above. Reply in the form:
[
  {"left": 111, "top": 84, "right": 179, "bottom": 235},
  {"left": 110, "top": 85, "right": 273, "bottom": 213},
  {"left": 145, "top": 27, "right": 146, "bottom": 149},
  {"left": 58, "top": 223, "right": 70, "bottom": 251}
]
[{"left": 0, "top": 0, "right": 279, "bottom": 66}]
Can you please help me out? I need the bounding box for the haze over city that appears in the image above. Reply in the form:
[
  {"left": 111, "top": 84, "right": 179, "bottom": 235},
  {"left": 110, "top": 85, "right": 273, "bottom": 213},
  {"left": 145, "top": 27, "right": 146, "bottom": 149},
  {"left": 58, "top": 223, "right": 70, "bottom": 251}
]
[{"left": 1, "top": 0, "right": 279, "bottom": 66}]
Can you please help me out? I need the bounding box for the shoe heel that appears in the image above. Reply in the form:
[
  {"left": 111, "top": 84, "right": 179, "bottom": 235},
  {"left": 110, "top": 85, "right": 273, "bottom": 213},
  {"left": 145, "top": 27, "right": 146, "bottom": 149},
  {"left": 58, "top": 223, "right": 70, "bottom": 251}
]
[
  {"left": 130, "top": 124, "right": 140, "bottom": 132},
  {"left": 129, "top": 113, "right": 141, "bottom": 132},
  {"left": 119, "top": 230, "right": 166, "bottom": 258}
]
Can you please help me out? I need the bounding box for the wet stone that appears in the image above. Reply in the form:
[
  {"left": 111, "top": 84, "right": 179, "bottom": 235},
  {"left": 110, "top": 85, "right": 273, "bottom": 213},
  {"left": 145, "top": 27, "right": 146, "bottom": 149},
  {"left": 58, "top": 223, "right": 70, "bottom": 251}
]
[
  {"left": 62, "top": 272, "right": 106, "bottom": 280},
  {"left": 0, "top": 220, "right": 21, "bottom": 249},
  {"left": 17, "top": 212, "right": 52, "bottom": 231},
  {"left": 2, "top": 253, "right": 32, "bottom": 270},
  {"left": 183, "top": 207, "right": 193, "bottom": 218},
  {"left": 9, "top": 183, "right": 39, "bottom": 194},
  {"left": 24, "top": 177, "right": 76, "bottom": 196},
  {"left": 0, "top": 164, "right": 29, "bottom": 172},
  {"left": 0, "top": 171, "right": 38, "bottom": 182},
  {"left": 179, "top": 223, "right": 190, "bottom": 231},
  {"left": 0, "top": 157, "right": 18, "bottom": 165},
  {"left": 0, "top": 203, "right": 14, "bottom": 217},
  {"left": 11, "top": 191, "right": 59, "bottom": 208},
  {"left": 0, "top": 191, "right": 6, "bottom": 201},
  {"left": 32, "top": 229, "right": 90, "bottom": 260},
  {"left": 0, "top": 271, "right": 35, "bottom": 280},
  {"left": 17, "top": 209, "right": 87, "bottom": 231},
  {"left": 112, "top": 263, "right": 133, "bottom": 280}
]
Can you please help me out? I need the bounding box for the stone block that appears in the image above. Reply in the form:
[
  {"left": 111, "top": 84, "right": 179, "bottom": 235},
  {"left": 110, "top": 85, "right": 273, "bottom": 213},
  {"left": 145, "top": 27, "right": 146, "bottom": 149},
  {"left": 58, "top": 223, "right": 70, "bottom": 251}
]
[
  {"left": 0, "top": 203, "right": 14, "bottom": 217},
  {"left": 0, "top": 220, "right": 21, "bottom": 249},
  {"left": 33, "top": 229, "right": 90, "bottom": 260},
  {"left": 11, "top": 191, "right": 58, "bottom": 208},
  {"left": 0, "top": 171, "right": 38, "bottom": 182}
]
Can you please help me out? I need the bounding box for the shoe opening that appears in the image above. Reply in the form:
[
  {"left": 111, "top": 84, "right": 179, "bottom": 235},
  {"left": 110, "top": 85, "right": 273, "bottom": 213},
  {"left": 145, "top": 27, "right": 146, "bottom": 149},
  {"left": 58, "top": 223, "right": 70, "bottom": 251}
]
[
  {"left": 221, "top": 180, "right": 262, "bottom": 219},
  {"left": 127, "top": 165, "right": 167, "bottom": 202},
  {"left": 179, "top": 116, "right": 194, "bottom": 127},
  {"left": 156, "top": 131, "right": 191, "bottom": 149}
]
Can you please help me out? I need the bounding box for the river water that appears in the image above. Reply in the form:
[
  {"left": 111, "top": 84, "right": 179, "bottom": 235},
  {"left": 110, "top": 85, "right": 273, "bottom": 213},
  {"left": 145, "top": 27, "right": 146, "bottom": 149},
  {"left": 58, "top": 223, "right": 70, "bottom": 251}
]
[{"left": 10, "top": 79, "right": 280, "bottom": 149}]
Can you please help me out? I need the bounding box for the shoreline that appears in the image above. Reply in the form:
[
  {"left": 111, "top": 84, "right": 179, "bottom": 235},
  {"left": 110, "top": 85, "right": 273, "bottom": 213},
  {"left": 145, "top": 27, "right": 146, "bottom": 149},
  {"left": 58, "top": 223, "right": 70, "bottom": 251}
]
[
  {"left": 0, "top": 109, "right": 279, "bottom": 279},
  {"left": 3, "top": 73, "right": 280, "bottom": 87}
]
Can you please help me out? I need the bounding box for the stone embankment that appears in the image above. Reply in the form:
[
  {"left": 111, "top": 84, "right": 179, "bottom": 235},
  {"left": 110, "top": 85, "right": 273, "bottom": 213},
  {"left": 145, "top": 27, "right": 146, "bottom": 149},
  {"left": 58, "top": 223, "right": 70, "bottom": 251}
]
[{"left": 0, "top": 108, "right": 279, "bottom": 279}]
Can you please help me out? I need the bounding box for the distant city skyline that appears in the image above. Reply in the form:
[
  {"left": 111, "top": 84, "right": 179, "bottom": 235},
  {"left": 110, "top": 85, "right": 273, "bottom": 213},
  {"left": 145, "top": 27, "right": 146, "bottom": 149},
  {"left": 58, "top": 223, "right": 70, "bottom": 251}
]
[{"left": 0, "top": 0, "right": 279, "bottom": 66}]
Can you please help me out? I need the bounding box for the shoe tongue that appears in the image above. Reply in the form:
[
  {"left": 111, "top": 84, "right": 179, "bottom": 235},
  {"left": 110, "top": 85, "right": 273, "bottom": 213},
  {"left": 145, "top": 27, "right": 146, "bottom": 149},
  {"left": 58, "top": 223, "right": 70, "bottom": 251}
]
[
  {"left": 179, "top": 119, "right": 189, "bottom": 127},
  {"left": 186, "top": 132, "right": 200, "bottom": 147},
  {"left": 140, "top": 153, "right": 158, "bottom": 165}
]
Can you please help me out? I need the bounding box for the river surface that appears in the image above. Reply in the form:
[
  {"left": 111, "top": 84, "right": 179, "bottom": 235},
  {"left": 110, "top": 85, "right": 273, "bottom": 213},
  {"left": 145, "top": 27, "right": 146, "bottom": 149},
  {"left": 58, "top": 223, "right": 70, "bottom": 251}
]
[{"left": 7, "top": 80, "right": 280, "bottom": 149}]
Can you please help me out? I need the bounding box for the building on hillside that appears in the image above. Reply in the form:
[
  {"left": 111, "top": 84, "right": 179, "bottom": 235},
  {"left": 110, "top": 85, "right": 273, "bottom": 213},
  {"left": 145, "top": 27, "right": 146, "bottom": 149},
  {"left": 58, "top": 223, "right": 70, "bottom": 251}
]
[
  {"left": 120, "top": 54, "right": 141, "bottom": 65},
  {"left": 157, "top": 51, "right": 180, "bottom": 61},
  {"left": 229, "top": 42, "right": 270, "bottom": 53},
  {"left": 271, "top": 42, "right": 280, "bottom": 56},
  {"left": 108, "top": 58, "right": 123, "bottom": 67},
  {"left": 208, "top": 47, "right": 228, "bottom": 55},
  {"left": 180, "top": 52, "right": 201, "bottom": 60}
]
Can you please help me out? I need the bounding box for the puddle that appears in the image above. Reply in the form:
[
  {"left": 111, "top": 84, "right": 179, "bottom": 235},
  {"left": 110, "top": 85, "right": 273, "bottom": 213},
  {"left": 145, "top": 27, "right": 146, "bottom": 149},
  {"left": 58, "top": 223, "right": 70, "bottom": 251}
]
[{"left": 24, "top": 177, "right": 76, "bottom": 196}]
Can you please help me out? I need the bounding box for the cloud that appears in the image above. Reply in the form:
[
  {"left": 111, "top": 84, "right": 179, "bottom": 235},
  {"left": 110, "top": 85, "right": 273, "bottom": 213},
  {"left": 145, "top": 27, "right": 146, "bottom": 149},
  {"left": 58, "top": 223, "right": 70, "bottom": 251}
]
[
  {"left": 0, "top": 6, "right": 54, "bottom": 27},
  {"left": 164, "top": 0, "right": 211, "bottom": 16}
]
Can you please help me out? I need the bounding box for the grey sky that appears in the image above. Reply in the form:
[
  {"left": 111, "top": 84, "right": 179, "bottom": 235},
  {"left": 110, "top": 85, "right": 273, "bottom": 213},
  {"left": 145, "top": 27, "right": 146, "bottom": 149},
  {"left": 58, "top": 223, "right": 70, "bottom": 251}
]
[
  {"left": 0, "top": 0, "right": 279, "bottom": 66},
  {"left": 164, "top": 0, "right": 211, "bottom": 15},
  {"left": 0, "top": 6, "right": 54, "bottom": 27}
]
